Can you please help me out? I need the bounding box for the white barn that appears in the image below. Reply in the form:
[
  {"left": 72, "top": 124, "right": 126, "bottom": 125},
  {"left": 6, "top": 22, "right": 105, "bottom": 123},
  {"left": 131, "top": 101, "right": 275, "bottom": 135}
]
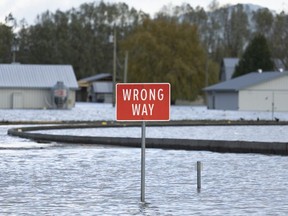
[
  {"left": 0, "top": 64, "right": 78, "bottom": 109},
  {"left": 204, "top": 71, "right": 288, "bottom": 112}
]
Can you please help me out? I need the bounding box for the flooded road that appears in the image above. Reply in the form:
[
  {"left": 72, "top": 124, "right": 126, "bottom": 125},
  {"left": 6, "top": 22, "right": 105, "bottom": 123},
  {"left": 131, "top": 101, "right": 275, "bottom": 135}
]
[
  {"left": 0, "top": 144, "right": 288, "bottom": 215},
  {"left": 1, "top": 103, "right": 288, "bottom": 215}
]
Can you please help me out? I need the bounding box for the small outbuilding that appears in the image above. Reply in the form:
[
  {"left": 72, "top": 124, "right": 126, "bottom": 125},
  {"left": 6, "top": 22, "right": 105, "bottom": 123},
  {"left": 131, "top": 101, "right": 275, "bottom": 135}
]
[
  {"left": 204, "top": 71, "right": 288, "bottom": 112},
  {"left": 0, "top": 64, "right": 78, "bottom": 109},
  {"left": 77, "top": 73, "right": 113, "bottom": 103}
]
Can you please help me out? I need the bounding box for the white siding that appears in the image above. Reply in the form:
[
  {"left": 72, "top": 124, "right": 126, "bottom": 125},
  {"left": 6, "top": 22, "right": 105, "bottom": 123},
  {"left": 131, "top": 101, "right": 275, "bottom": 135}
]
[
  {"left": 0, "top": 88, "right": 76, "bottom": 109},
  {"left": 239, "top": 75, "right": 288, "bottom": 111},
  {"left": 239, "top": 90, "right": 272, "bottom": 111},
  {"left": 274, "top": 92, "right": 288, "bottom": 112}
]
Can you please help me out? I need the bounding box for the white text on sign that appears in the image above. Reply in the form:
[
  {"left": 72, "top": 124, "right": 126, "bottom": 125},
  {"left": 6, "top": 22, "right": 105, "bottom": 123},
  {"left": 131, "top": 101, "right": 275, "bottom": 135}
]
[
  {"left": 122, "top": 88, "right": 164, "bottom": 101},
  {"left": 122, "top": 88, "right": 164, "bottom": 116}
]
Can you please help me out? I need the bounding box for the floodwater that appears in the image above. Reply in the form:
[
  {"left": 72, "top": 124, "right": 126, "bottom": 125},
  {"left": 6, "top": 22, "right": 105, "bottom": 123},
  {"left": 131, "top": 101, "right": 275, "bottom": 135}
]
[{"left": 1, "top": 103, "right": 288, "bottom": 215}]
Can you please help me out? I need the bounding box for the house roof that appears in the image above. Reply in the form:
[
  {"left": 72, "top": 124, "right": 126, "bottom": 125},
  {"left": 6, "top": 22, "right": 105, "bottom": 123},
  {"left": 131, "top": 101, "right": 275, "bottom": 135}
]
[
  {"left": 78, "top": 73, "right": 112, "bottom": 83},
  {"left": 0, "top": 64, "right": 78, "bottom": 89},
  {"left": 220, "top": 58, "right": 239, "bottom": 81},
  {"left": 204, "top": 71, "right": 288, "bottom": 92},
  {"left": 78, "top": 73, "right": 113, "bottom": 88}
]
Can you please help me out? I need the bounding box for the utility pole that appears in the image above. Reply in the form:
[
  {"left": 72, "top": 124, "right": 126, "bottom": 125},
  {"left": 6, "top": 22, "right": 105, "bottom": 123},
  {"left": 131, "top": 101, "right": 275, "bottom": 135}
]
[
  {"left": 124, "top": 51, "right": 129, "bottom": 83},
  {"left": 204, "top": 47, "right": 212, "bottom": 104},
  {"left": 112, "top": 27, "right": 117, "bottom": 107}
]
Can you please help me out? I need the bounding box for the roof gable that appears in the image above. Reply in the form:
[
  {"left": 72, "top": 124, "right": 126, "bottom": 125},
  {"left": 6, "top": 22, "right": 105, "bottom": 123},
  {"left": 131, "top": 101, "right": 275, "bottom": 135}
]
[
  {"left": 0, "top": 64, "right": 78, "bottom": 89},
  {"left": 205, "top": 71, "right": 288, "bottom": 91},
  {"left": 220, "top": 58, "right": 239, "bottom": 81}
]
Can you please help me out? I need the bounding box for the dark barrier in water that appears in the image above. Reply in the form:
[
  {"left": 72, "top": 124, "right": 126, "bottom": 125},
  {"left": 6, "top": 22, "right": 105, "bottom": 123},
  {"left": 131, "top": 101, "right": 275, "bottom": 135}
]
[{"left": 7, "top": 121, "right": 288, "bottom": 155}]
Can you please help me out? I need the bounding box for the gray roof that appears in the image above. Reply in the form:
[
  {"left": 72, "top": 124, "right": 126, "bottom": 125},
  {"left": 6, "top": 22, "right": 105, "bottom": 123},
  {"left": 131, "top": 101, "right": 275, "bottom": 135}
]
[
  {"left": 204, "top": 71, "right": 288, "bottom": 91},
  {"left": 0, "top": 64, "right": 78, "bottom": 89},
  {"left": 221, "top": 58, "right": 239, "bottom": 81},
  {"left": 223, "top": 58, "right": 239, "bottom": 68},
  {"left": 79, "top": 73, "right": 112, "bottom": 83}
]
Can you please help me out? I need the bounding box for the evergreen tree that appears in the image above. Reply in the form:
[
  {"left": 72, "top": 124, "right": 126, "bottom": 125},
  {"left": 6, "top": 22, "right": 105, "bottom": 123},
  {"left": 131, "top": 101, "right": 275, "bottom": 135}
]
[
  {"left": 233, "top": 34, "right": 274, "bottom": 78},
  {"left": 5, "top": 1, "right": 287, "bottom": 100},
  {"left": 15, "top": 2, "right": 147, "bottom": 78},
  {"left": 0, "top": 24, "right": 14, "bottom": 63}
]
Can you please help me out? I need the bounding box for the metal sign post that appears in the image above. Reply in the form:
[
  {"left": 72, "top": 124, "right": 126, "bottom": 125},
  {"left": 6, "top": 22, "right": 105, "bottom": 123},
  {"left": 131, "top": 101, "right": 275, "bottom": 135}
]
[
  {"left": 141, "top": 121, "right": 146, "bottom": 202},
  {"left": 115, "top": 83, "right": 170, "bottom": 203}
]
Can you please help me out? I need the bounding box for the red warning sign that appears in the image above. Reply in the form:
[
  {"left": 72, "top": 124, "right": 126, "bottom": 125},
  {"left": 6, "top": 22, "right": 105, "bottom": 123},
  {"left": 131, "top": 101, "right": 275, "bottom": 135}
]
[{"left": 116, "top": 83, "right": 170, "bottom": 121}]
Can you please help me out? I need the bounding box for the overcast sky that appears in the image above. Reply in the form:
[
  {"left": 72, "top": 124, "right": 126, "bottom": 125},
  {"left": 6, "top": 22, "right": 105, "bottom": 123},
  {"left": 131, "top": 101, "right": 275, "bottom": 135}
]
[{"left": 0, "top": 0, "right": 287, "bottom": 25}]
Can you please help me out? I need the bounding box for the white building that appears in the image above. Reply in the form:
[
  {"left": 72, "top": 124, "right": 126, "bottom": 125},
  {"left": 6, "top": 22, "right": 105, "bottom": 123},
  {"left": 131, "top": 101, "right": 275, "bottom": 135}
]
[
  {"left": 204, "top": 71, "right": 288, "bottom": 112},
  {"left": 0, "top": 64, "right": 78, "bottom": 109}
]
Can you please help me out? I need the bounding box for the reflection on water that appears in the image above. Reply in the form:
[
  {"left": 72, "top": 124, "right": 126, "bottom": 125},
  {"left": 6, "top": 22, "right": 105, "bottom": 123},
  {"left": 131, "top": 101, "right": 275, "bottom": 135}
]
[{"left": 0, "top": 144, "right": 288, "bottom": 215}]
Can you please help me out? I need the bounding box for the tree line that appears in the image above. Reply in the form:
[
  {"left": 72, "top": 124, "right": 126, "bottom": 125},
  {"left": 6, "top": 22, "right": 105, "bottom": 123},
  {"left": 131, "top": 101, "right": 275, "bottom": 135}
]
[{"left": 0, "top": 0, "right": 287, "bottom": 101}]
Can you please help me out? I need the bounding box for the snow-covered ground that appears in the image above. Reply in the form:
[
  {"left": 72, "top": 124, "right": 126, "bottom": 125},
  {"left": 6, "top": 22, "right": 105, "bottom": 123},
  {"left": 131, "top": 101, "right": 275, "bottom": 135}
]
[{"left": 1, "top": 102, "right": 287, "bottom": 122}]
